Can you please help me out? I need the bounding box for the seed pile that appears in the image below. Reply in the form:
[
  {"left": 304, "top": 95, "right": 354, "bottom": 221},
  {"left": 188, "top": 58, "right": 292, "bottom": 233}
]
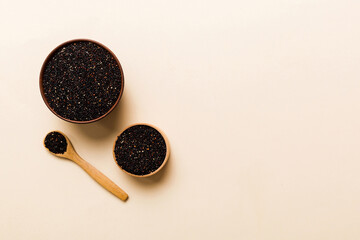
[
  {"left": 44, "top": 131, "right": 68, "bottom": 154},
  {"left": 114, "top": 125, "right": 167, "bottom": 176},
  {"left": 42, "top": 41, "right": 122, "bottom": 121}
]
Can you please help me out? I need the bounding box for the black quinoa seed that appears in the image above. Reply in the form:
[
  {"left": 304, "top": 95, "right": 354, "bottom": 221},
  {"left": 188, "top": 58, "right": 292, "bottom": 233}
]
[
  {"left": 114, "top": 125, "right": 167, "bottom": 176},
  {"left": 45, "top": 131, "right": 68, "bottom": 154},
  {"left": 42, "top": 41, "right": 122, "bottom": 121}
]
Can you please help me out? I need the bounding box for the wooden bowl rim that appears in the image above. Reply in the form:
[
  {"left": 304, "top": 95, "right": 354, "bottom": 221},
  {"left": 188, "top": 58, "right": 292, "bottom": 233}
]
[
  {"left": 113, "top": 123, "right": 170, "bottom": 178},
  {"left": 39, "top": 38, "right": 125, "bottom": 124}
]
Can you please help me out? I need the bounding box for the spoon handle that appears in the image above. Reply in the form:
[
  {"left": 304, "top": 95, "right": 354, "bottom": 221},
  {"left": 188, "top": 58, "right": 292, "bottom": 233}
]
[{"left": 72, "top": 154, "right": 128, "bottom": 201}]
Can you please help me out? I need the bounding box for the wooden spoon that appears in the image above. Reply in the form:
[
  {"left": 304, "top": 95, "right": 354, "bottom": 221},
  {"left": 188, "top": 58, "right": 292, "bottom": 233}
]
[{"left": 44, "top": 131, "right": 128, "bottom": 201}]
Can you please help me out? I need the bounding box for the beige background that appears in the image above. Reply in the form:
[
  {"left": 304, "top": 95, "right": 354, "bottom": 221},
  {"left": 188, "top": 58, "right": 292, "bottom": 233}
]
[{"left": 1, "top": 0, "right": 360, "bottom": 239}]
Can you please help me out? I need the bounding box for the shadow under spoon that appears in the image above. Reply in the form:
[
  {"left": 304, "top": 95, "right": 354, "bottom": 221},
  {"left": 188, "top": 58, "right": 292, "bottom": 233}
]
[{"left": 44, "top": 131, "right": 128, "bottom": 201}]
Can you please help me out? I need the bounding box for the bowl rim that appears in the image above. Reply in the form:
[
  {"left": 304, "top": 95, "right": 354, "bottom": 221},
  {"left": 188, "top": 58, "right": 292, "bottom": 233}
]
[
  {"left": 113, "top": 123, "right": 170, "bottom": 178},
  {"left": 39, "top": 38, "right": 125, "bottom": 124}
]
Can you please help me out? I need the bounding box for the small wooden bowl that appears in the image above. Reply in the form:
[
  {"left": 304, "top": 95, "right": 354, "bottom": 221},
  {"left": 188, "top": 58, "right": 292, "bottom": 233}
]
[
  {"left": 113, "top": 123, "right": 170, "bottom": 178},
  {"left": 39, "top": 39, "right": 125, "bottom": 124}
]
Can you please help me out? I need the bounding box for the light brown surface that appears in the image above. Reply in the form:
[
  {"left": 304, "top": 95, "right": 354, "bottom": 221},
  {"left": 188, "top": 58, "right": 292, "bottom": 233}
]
[
  {"left": 45, "top": 131, "right": 128, "bottom": 201},
  {"left": 1, "top": 0, "right": 360, "bottom": 239}
]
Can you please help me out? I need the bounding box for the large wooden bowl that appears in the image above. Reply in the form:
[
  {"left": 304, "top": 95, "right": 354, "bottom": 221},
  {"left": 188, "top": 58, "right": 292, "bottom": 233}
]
[{"left": 39, "top": 39, "right": 124, "bottom": 124}]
